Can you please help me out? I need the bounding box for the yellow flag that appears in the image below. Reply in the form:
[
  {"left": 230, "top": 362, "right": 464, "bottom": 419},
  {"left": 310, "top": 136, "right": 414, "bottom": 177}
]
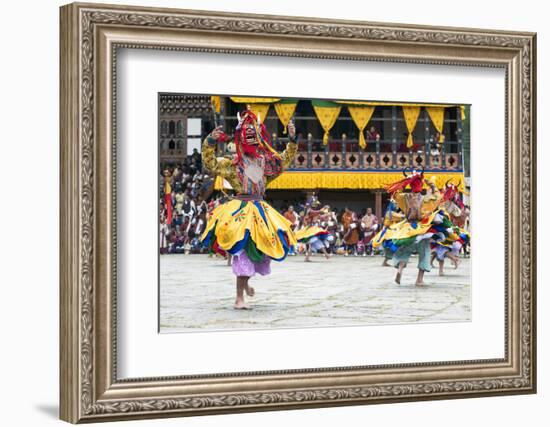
[
  {"left": 348, "top": 105, "right": 375, "bottom": 149},
  {"left": 313, "top": 105, "right": 341, "bottom": 145},
  {"left": 248, "top": 103, "right": 271, "bottom": 123},
  {"left": 426, "top": 107, "right": 445, "bottom": 143},
  {"left": 211, "top": 96, "right": 221, "bottom": 113},
  {"left": 274, "top": 101, "right": 298, "bottom": 134},
  {"left": 402, "top": 106, "right": 421, "bottom": 148}
]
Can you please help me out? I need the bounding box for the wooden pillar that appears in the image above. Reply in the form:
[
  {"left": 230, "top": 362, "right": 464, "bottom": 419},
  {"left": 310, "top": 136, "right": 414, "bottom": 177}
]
[
  {"left": 374, "top": 190, "right": 383, "bottom": 222},
  {"left": 456, "top": 106, "right": 464, "bottom": 170},
  {"left": 324, "top": 137, "right": 330, "bottom": 168},
  {"left": 424, "top": 109, "right": 431, "bottom": 168},
  {"left": 181, "top": 113, "right": 188, "bottom": 160},
  {"left": 307, "top": 138, "right": 312, "bottom": 168},
  {"left": 341, "top": 137, "right": 347, "bottom": 169},
  {"left": 391, "top": 106, "right": 397, "bottom": 169}
]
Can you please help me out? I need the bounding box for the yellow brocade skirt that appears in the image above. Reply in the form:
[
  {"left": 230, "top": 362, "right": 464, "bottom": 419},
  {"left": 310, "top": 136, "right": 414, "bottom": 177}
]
[
  {"left": 372, "top": 211, "right": 438, "bottom": 249},
  {"left": 200, "top": 199, "right": 297, "bottom": 262},
  {"left": 294, "top": 226, "right": 329, "bottom": 243}
]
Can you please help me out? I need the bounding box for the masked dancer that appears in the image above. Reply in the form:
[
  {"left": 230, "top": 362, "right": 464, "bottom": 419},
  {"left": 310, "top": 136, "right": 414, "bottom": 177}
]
[
  {"left": 200, "top": 110, "right": 298, "bottom": 309},
  {"left": 431, "top": 179, "right": 471, "bottom": 274},
  {"left": 372, "top": 169, "right": 454, "bottom": 286},
  {"left": 294, "top": 196, "right": 332, "bottom": 262}
]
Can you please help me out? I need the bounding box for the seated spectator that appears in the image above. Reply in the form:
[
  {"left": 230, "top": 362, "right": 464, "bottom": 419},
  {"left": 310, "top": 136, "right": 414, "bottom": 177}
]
[
  {"left": 174, "top": 190, "right": 185, "bottom": 215},
  {"left": 181, "top": 194, "right": 196, "bottom": 220},
  {"left": 284, "top": 205, "right": 299, "bottom": 230},
  {"left": 366, "top": 126, "right": 381, "bottom": 141}
]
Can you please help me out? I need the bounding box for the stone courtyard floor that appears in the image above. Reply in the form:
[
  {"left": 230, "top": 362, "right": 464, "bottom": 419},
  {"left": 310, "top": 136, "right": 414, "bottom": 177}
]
[{"left": 159, "top": 253, "right": 471, "bottom": 333}]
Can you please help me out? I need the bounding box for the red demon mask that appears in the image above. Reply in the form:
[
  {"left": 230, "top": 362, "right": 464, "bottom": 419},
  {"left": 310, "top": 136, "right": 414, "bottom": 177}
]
[
  {"left": 442, "top": 179, "right": 465, "bottom": 209},
  {"left": 233, "top": 110, "right": 282, "bottom": 176},
  {"left": 386, "top": 167, "right": 425, "bottom": 195}
]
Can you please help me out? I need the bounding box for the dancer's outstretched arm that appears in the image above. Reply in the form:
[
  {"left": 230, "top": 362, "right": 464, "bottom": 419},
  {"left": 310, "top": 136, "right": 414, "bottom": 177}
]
[
  {"left": 278, "top": 121, "right": 298, "bottom": 171},
  {"left": 202, "top": 127, "right": 238, "bottom": 185}
]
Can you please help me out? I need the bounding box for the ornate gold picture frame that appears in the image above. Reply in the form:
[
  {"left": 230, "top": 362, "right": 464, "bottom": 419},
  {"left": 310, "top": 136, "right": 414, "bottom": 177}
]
[{"left": 59, "top": 2, "right": 536, "bottom": 423}]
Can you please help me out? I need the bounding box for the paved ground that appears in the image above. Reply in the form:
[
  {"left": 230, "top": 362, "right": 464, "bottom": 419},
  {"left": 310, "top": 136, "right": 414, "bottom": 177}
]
[{"left": 159, "top": 254, "right": 471, "bottom": 333}]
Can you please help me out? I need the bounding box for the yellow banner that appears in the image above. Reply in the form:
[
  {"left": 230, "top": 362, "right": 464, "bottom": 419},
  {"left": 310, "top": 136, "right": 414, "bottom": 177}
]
[
  {"left": 274, "top": 101, "right": 298, "bottom": 134},
  {"left": 336, "top": 100, "right": 464, "bottom": 108},
  {"left": 230, "top": 97, "right": 280, "bottom": 104},
  {"left": 313, "top": 105, "right": 342, "bottom": 145},
  {"left": 347, "top": 105, "right": 375, "bottom": 149},
  {"left": 215, "top": 171, "right": 465, "bottom": 190},
  {"left": 248, "top": 103, "right": 271, "bottom": 123},
  {"left": 402, "top": 106, "right": 421, "bottom": 149},
  {"left": 210, "top": 96, "right": 221, "bottom": 113},
  {"left": 426, "top": 107, "right": 445, "bottom": 143}
]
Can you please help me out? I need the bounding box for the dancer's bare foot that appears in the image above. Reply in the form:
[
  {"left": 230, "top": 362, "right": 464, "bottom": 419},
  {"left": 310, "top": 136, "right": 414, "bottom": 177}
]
[
  {"left": 233, "top": 300, "right": 250, "bottom": 310},
  {"left": 395, "top": 262, "right": 405, "bottom": 284},
  {"left": 245, "top": 285, "right": 255, "bottom": 297},
  {"left": 382, "top": 259, "right": 390, "bottom": 267},
  {"left": 234, "top": 276, "right": 250, "bottom": 309},
  {"left": 416, "top": 270, "right": 425, "bottom": 286},
  {"left": 395, "top": 271, "right": 401, "bottom": 284}
]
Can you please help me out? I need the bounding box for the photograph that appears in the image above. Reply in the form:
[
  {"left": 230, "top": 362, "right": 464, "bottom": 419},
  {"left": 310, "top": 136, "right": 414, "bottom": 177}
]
[
  {"left": 158, "top": 94, "right": 472, "bottom": 332},
  {"left": 56, "top": 2, "right": 536, "bottom": 422}
]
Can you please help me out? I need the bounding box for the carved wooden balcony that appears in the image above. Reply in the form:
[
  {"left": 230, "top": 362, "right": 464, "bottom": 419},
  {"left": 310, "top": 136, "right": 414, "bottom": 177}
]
[{"left": 287, "top": 139, "right": 463, "bottom": 172}]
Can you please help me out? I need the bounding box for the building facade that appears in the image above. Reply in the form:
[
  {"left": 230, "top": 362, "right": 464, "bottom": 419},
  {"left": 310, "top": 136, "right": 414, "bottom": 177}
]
[
  {"left": 158, "top": 94, "right": 470, "bottom": 218},
  {"left": 158, "top": 94, "right": 215, "bottom": 165}
]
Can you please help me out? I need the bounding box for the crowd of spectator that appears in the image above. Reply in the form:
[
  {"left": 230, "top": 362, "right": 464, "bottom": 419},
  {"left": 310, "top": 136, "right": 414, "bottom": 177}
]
[
  {"left": 158, "top": 149, "right": 384, "bottom": 257},
  {"left": 276, "top": 202, "right": 381, "bottom": 257},
  {"left": 158, "top": 129, "right": 461, "bottom": 257},
  {"left": 159, "top": 150, "right": 219, "bottom": 254}
]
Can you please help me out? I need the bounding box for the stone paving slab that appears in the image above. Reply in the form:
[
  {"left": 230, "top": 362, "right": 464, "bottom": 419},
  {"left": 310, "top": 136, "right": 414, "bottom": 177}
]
[{"left": 160, "top": 253, "right": 471, "bottom": 332}]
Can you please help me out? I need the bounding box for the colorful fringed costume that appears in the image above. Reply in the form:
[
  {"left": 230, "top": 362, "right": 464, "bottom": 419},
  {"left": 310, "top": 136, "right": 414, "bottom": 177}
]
[
  {"left": 377, "top": 200, "right": 405, "bottom": 262},
  {"left": 295, "top": 226, "right": 331, "bottom": 251},
  {"left": 200, "top": 110, "right": 298, "bottom": 277},
  {"left": 432, "top": 227, "right": 470, "bottom": 262},
  {"left": 294, "top": 204, "right": 332, "bottom": 253},
  {"left": 372, "top": 170, "right": 461, "bottom": 273},
  {"left": 432, "top": 180, "right": 470, "bottom": 262}
]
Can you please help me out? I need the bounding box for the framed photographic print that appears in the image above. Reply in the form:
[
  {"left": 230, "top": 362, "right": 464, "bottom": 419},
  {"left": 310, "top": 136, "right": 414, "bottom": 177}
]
[{"left": 59, "top": 2, "right": 537, "bottom": 423}]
